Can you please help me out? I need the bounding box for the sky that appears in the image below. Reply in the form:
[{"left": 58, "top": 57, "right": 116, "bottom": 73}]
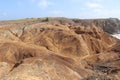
[{"left": 0, "top": 0, "right": 120, "bottom": 20}]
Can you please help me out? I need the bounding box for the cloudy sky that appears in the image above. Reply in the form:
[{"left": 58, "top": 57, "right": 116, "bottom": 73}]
[{"left": 0, "top": 0, "right": 120, "bottom": 20}]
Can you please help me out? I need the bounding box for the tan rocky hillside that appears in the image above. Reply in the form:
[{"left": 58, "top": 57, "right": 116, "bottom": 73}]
[{"left": 0, "top": 17, "right": 120, "bottom": 80}]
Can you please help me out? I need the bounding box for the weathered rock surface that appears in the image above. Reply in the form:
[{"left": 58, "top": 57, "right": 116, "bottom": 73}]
[
  {"left": 0, "top": 18, "right": 120, "bottom": 80},
  {"left": 73, "top": 18, "right": 120, "bottom": 34}
]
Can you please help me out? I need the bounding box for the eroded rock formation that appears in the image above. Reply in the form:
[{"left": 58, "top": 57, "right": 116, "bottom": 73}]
[{"left": 0, "top": 18, "right": 120, "bottom": 80}]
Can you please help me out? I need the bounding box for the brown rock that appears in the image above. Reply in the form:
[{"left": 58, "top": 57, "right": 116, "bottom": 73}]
[{"left": 0, "top": 18, "right": 119, "bottom": 80}]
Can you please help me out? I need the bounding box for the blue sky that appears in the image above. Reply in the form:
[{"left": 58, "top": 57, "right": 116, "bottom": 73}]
[{"left": 0, "top": 0, "right": 120, "bottom": 20}]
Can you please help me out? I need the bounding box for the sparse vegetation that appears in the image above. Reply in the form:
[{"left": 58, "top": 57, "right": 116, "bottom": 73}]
[
  {"left": 83, "top": 74, "right": 118, "bottom": 80},
  {"left": 41, "top": 17, "right": 49, "bottom": 22}
]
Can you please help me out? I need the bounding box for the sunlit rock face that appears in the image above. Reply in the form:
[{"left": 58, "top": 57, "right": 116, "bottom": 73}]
[{"left": 0, "top": 18, "right": 120, "bottom": 80}]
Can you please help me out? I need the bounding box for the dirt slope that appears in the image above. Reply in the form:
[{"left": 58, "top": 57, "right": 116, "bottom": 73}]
[{"left": 0, "top": 18, "right": 119, "bottom": 80}]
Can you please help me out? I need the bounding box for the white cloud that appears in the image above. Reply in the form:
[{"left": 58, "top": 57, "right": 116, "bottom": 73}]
[
  {"left": 30, "top": 0, "right": 53, "bottom": 9},
  {"left": 86, "top": 2, "right": 103, "bottom": 8},
  {"left": 38, "top": 0, "right": 53, "bottom": 9}
]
